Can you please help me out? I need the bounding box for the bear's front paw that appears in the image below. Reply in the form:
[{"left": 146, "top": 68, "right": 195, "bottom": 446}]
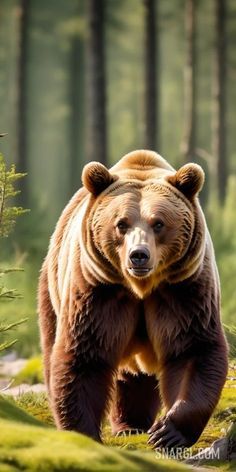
[{"left": 147, "top": 417, "right": 189, "bottom": 450}]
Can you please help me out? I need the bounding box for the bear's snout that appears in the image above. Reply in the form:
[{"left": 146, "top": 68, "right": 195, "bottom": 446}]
[
  {"left": 129, "top": 246, "right": 150, "bottom": 267},
  {"left": 128, "top": 246, "right": 152, "bottom": 276}
]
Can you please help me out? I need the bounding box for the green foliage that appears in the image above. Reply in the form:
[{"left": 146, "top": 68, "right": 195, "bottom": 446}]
[
  {"left": 14, "top": 356, "right": 43, "bottom": 386},
  {"left": 0, "top": 154, "right": 27, "bottom": 238},
  {"left": 0, "top": 258, "right": 39, "bottom": 356},
  {"left": 224, "top": 325, "right": 236, "bottom": 358},
  {"left": 0, "top": 319, "right": 27, "bottom": 353},
  {"left": 208, "top": 176, "right": 236, "bottom": 333},
  {"left": 0, "top": 153, "right": 27, "bottom": 353},
  {"left": 0, "top": 268, "right": 23, "bottom": 301}
]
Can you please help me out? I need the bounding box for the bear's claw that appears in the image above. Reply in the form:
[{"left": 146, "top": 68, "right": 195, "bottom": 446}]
[
  {"left": 148, "top": 417, "right": 188, "bottom": 450},
  {"left": 115, "top": 428, "right": 144, "bottom": 437}
]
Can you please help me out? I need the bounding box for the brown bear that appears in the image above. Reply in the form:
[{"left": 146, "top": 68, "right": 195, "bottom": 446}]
[{"left": 38, "top": 149, "right": 228, "bottom": 449}]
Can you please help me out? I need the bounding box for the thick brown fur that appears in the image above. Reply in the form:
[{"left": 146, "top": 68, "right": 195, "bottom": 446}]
[{"left": 38, "top": 149, "right": 228, "bottom": 449}]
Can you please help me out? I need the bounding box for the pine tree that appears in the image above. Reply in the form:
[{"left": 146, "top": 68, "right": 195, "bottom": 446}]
[
  {"left": 181, "top": 0, "right": 197, "bottom": 163},
  {"left": 86, "top": 0, "right": 107, "bottom": 164},
  {"left": 143, "top": 0, "right": 159, "bottom": 151},
  {"left": 212, "top": 0, "right": 228, "bottom": 204},
  {"left": 0, "top": 155, "right": 27, "bottom": 237},
  {"left": 0, "top": 151, "right": 27, "bottom": 352}
]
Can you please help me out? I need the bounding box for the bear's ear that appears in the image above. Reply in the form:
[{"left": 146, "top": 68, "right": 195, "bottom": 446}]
[
  {"left": 166, "top": 163, "right": 205, "bottom": 199},
  {"left": 82, "top": 161, "right": 117, "bottom": 196}
]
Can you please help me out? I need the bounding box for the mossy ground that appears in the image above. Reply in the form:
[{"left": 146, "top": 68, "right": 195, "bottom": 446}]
[
  {"left": 12, "top": 362, "right": 236, "bottom": 450},
  {"left": 0, "top": 362, "right": 235, "bottom": 471},
  {"left": 0, "top": 397, "right": 189, "bottom": 472}
]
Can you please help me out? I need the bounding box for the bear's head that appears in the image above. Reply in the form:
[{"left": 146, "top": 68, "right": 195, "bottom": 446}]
[{"left": 81, "top": 151, "right": 205, "bottom": 298}]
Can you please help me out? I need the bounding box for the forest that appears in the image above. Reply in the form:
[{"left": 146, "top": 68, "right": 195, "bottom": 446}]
[
  {"left": 0, "top": 0, "right": 235, "bottom": 471},
  {"left": 0, "top": 0, "right": 235, "bottom": 352}
]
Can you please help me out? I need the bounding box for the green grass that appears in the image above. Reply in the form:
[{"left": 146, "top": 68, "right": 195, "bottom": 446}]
[
  {"left": 12, "top": 381, "right": 234, "bottom": 453},
  {"left": 11, "top": 363, "right": 236, "bottom": 438},
  {"left": 0, "top": 363, "right": 232, "bottom": 472},
  {"left": 0, "top": 396, "right": 190, "bottom": 472},
  {"left": 14, "top": 391, "right": 54, "bottom": 426}
]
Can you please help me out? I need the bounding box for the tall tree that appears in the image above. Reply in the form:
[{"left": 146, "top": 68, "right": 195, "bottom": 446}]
[
  {"left": 70, "top": 35, "right": 85, "bottom": 194},
  {"left": 69, "top": 3, "right": 86, "bottom": 195},
  {"left": 17, "top": 0, "right": 30, "bottom": 206},
  {"left": 143, "top": 0, "right": 159, "bottom": 151},
  {"left": 212, "top": 0, "right": 227, "bottom": 204},
  {"left": 181, "top": 0, "right": 197, "bottom": 163},
  {"left": 86, "top": 0, "right": 107, "bottom": 165}
]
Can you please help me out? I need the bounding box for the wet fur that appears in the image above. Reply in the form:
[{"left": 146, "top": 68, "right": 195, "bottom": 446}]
[{"left": 38, "top": 150, "right": 228, "bottom": 448}]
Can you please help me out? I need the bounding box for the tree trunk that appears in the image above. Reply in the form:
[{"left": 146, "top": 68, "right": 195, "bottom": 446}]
[
  {"left": 143, "top": 0, "right": 159, "bottom": 151},
  {"left": 86, "top": 0, "right": 107, "bottom": 165},
  {"left": 181, "top": 0, "right": 197, "bottom": 163},
  {"left": 212, "top": 0, "right": 227, "bottom": 205},
  {"left": 70, "top": 34, "right": 85, "bottom": 195},
  {"left": 17, "top": 0, "right": 29, "bottom": 206}
]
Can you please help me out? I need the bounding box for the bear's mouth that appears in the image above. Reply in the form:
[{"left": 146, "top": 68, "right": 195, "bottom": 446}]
[{"left": 127, "top": 267, "right": 153, "bottom": 278}]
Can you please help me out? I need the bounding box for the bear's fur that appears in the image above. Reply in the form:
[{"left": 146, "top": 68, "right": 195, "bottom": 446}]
[{"left": 38, "top": 150, "right": 228, "bottom": 448}]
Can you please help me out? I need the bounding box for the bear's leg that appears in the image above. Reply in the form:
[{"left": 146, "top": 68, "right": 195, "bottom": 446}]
[
  {"left": 148, "top": 340, "right": 228, "bottom": 449},
  {"left": 50, "top": 339, "right": 114, "bottom": 442},
  {"left": 110, "top": 372, "right": 161, "bottom": 434},
  {"left": 38, "top": 264, "right": 56, "bottom": 392},
  {"left": 48, "top": 285, "right": 140, "bottom": 441}
]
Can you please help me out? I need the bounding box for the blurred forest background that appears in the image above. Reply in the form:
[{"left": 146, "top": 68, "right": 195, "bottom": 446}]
[{"left": 0, "top": 0, "right": 235, "bottom": 357}]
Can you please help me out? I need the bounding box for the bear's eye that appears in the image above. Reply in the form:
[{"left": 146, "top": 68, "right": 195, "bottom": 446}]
[
  {"left": 116, "top": 220, "right": 129, "bottom": 234},
  {"left": 153, "top": 220, "right": 164, "bottom": 233}
]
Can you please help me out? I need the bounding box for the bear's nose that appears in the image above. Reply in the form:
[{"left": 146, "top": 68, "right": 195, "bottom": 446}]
[{"left": 129, "top": 246, "right": 150, "bottom": 267}]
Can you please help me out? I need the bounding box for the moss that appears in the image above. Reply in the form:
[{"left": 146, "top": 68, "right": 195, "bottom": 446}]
[
  {"left": 13, "top": 356, "right": 43, "bottom": 386},
  {"left": 0, "top": 466, "right": 20, "bottom": 472},
  {"left": 0, "top": 396, "right": 189, "bottom": 472},
  {"left": 2, "top": 361, "right": 235, "bottom": 470},
  {"left": 0, "top": 395, "right": 42, "bottom": 426}
]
